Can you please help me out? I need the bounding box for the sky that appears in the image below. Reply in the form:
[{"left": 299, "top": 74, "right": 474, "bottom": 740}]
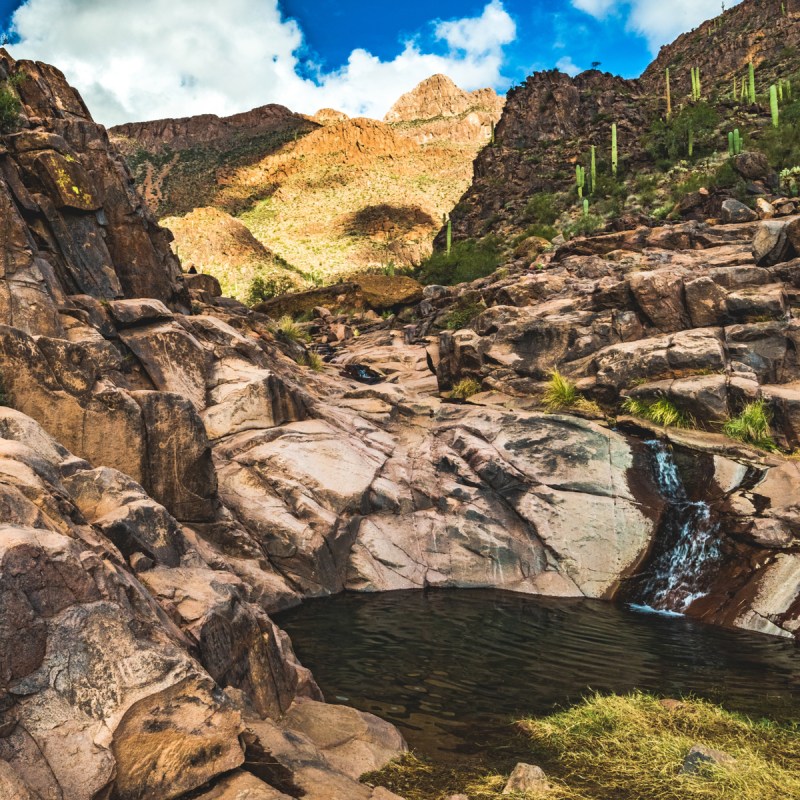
[{"left": 0, "top": 0, "right": 740, "bottom": 126}]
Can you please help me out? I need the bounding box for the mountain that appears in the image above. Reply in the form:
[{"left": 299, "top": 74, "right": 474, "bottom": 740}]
[
  {"left": 110, "top": 77, "right": 504, "bottom": 296},
  {"left": 443, "top": 0, "right": 800, "bottom": 251}
]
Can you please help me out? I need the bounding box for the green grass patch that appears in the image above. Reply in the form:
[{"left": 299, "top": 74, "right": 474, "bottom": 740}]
[
  {"left": 364, "top": 694, "right": 800, "bottom": 800},
  {"left": 297, "top": 350, "right": 323, "bottom": 371},
  {"left": 723, "top": 400, "right": 778, "bottom": 451},
  {"left": 622, "top": 397, "right": 695, "bottom": 428}
]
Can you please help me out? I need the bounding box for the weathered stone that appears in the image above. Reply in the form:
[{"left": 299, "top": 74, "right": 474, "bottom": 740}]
[{"left": 753, "top": 220, "right": 791, "bottom": 267}]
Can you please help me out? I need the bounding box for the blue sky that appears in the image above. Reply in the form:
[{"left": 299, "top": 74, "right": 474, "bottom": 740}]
[{"left": 0, "top": 0, "right": 736, "bottom": 125}]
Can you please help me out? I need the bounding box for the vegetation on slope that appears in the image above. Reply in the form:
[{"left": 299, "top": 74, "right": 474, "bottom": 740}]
[{"left": 364, "top": 693, "right": 800, "bottom": 800}]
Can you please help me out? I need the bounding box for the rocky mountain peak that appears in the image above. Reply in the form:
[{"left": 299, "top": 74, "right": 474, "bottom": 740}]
[{"left": 384, "top": 73, "right": 502, "bottom": 123}]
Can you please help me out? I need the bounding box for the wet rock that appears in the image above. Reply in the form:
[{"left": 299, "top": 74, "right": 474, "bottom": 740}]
[{"left": 502, "top": 762, "right": 550, "bottom": 793}]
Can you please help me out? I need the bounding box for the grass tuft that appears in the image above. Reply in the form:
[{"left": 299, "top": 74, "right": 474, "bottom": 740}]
[
  {"left": 622, "top": 396, "right": 695, "bottom": 428},
  {"left": 544, "top": 370, "right": 603, "bottom": 415},
  {"left": 451, "top": 378, "right": 481, "bottom": 400},
  {"left": 274, "top": 315, "right": 311, "bottom": 344},
  {"left": 723, "top": 400, "right": 778, "bottom": 451},
  {"left": 297, "top": 350, "right": 324, "bottom": 371}
]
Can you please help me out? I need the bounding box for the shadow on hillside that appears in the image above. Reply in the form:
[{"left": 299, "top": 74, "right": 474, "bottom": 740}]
[{"left": 346, "top": 204, "right": 437, "bottom": 237}]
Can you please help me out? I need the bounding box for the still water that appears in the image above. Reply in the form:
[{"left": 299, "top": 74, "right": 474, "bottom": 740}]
[{"left": 277, "top": 590, "right": 800, "bottom": 761}]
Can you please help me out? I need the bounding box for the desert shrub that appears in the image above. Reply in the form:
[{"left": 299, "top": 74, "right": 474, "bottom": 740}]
[
  {"left": 646, "top": 102, "right": 720, "bottom": 167},
  {"left": 757, "top": 109, "right": 800, "bottom": 170},
  {"left": 622, "top": 397, "right": 694, "bottom": 428},
  {"left": 523, "top": 192, "right": 559, "bottom": 225},
  {"left": 451, "top": 378, "right": 481, "bottom": 400},
  {"left": 246, "top": 274, "right": 297, "bottom": 305},
  {"left": 723, "top": 400, "right": 778, "bottom": 451},
  {"left": 417, "top": 236, "right": 502, "bottom": 286},
  {"left": 0, "top": 85, "right": 21, "bottom": 134}
]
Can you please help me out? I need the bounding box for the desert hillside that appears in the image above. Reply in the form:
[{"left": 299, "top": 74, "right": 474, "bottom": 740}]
[{"left": 111, "top": 74, "right": 504, "bottom": 297}]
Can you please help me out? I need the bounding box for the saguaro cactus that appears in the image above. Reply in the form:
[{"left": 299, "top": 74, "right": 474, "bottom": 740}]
[
  {"left": 688, "top": 121, "right": 694, "bottom": 158},
  {"left": 748, "top": 62, "right": 756, "bottom": 104},
  {"left": 490, "top": 121, "right": 495, "bottom": 145},
  {"left": 576, "top": 164, "right": 586, "bottom": 199},
  {"left": 732, "top": 75, "right": 737, "bottom": 102},
  {"left": 690, "top": 67, "right": 702, "bottom": 101},
  {"left": 590, "top": 145, "right": 597, "bottom": 194},
  {"left": 666, "top": 67, "right": 672, "bottom": 119},
  {"left": 728, "top": 129, "right": 742, "bottom": 156},
  {"left": 446, "top": 216, "right": 452, "bottom": 258},
  {"left": 583, "top": 198, "right": 589, "bottom": 217},
  {"left": 770, "top": 84, "right": 780, "bottom": 127},
  {"left": 611, "top": 123, "right": 618, "bottom": 177}
]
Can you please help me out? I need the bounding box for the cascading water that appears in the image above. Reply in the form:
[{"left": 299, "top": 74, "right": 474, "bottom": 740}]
[{"left": 633, "top": 441, "right": 723, "bottom": 614}]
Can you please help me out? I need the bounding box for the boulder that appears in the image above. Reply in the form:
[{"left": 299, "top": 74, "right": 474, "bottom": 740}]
[
  {"left": 753, "top": 220, "right": 791, "bottom": 266},
  {"left": 720, "top": 198, "right": 758, "bottom": 224},
  {"left": 732, "top": 152, "right": 771, "bottom": 182},
  {"left": 502, "top": 763, "right": 550, "bottom": 794},
  {"left": 681, "top": 744, "right": 736, "bottom": 774}
]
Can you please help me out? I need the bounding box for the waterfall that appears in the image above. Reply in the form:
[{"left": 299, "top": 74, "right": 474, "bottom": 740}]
[{"left": 633, "top": 441, "right": 722, "bottom": 614}]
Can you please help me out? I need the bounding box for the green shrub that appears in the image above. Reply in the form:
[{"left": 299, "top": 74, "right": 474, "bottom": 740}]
[
  {"left": 0, "top": 85, "right": 21, "bottom": 134},
  {"left": 274, "top": 315, "right": 311, "bottom": 343},
  {"left": 451, "top": 378, "right": 481, "bottom": 400},
  {"left": 622, "top": 397, "right": 694, "bottom": 428},
  {"left": 757, "top": 111, "right": 800, "bottom": 170},
  {"left": 723, "top": 400, "right": 778, "bottom": 451},
  {"left": 564, "top": 213, "right": 603, "bottom": 239},
  {"left": 246, "top": 274, "right": 297, "bottom": 305},
  {"left": 417, "top": 236, "right": 502, "bottom": 286},
  {"left": 523, "top": 192, "right": 559, "bottom": 225},
  {"left": 444, "top": 302, "right": 483, "bottom": 330}
]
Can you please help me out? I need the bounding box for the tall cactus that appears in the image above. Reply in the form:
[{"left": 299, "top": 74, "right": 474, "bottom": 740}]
[
  {"left": 583, "top": 198, "right": 589, "bottom": 217},
  {"left": 665, "top": 67, "right": 672, "bottom": 119},
  {"left": 688, "top": 121, "right": 694, "bottom": 158},
  {"left": 748, "top": 61, "right": 756, "bottom": 104},
  {"left": 611, "top": 123, "right": 618, "bottom": 177},
  {"left": 728, "top": 128, "right": 743, "bottom": 156},
  {"left": 732, "top": 75, "right": 737, "bottom": 102},
  {"left": 490, "top": 120, "right": 495, "bottom": 145},
  {"left": 446, "top": 216, "right": 452, "bottom": 258},
  {"left": 590, "top": 145, "right": 597, "bottom": 194},
  {"left": 576, "top": 164, "right": 586, "bottom": 199},
  {"left": 690, "top": 67, "right": 702, "bottom": 101},
  {"left": 770, "top": 84, "right": 780, "bottom": 127}
]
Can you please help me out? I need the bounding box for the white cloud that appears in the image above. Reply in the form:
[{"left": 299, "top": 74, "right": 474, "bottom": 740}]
[
  {"left": 556, "top": 56, "right": 582, "bottom": 76},
  {"left": 571, "top": 0, "right": 743, "bottom": 53},
  {"left": 7, "top": 0, "right": 516, "bottom": 126}
]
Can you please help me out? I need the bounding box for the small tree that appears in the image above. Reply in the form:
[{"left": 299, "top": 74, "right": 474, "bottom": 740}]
[{"left": 0, "top": 84, "right": 21, "bottom": 134}]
